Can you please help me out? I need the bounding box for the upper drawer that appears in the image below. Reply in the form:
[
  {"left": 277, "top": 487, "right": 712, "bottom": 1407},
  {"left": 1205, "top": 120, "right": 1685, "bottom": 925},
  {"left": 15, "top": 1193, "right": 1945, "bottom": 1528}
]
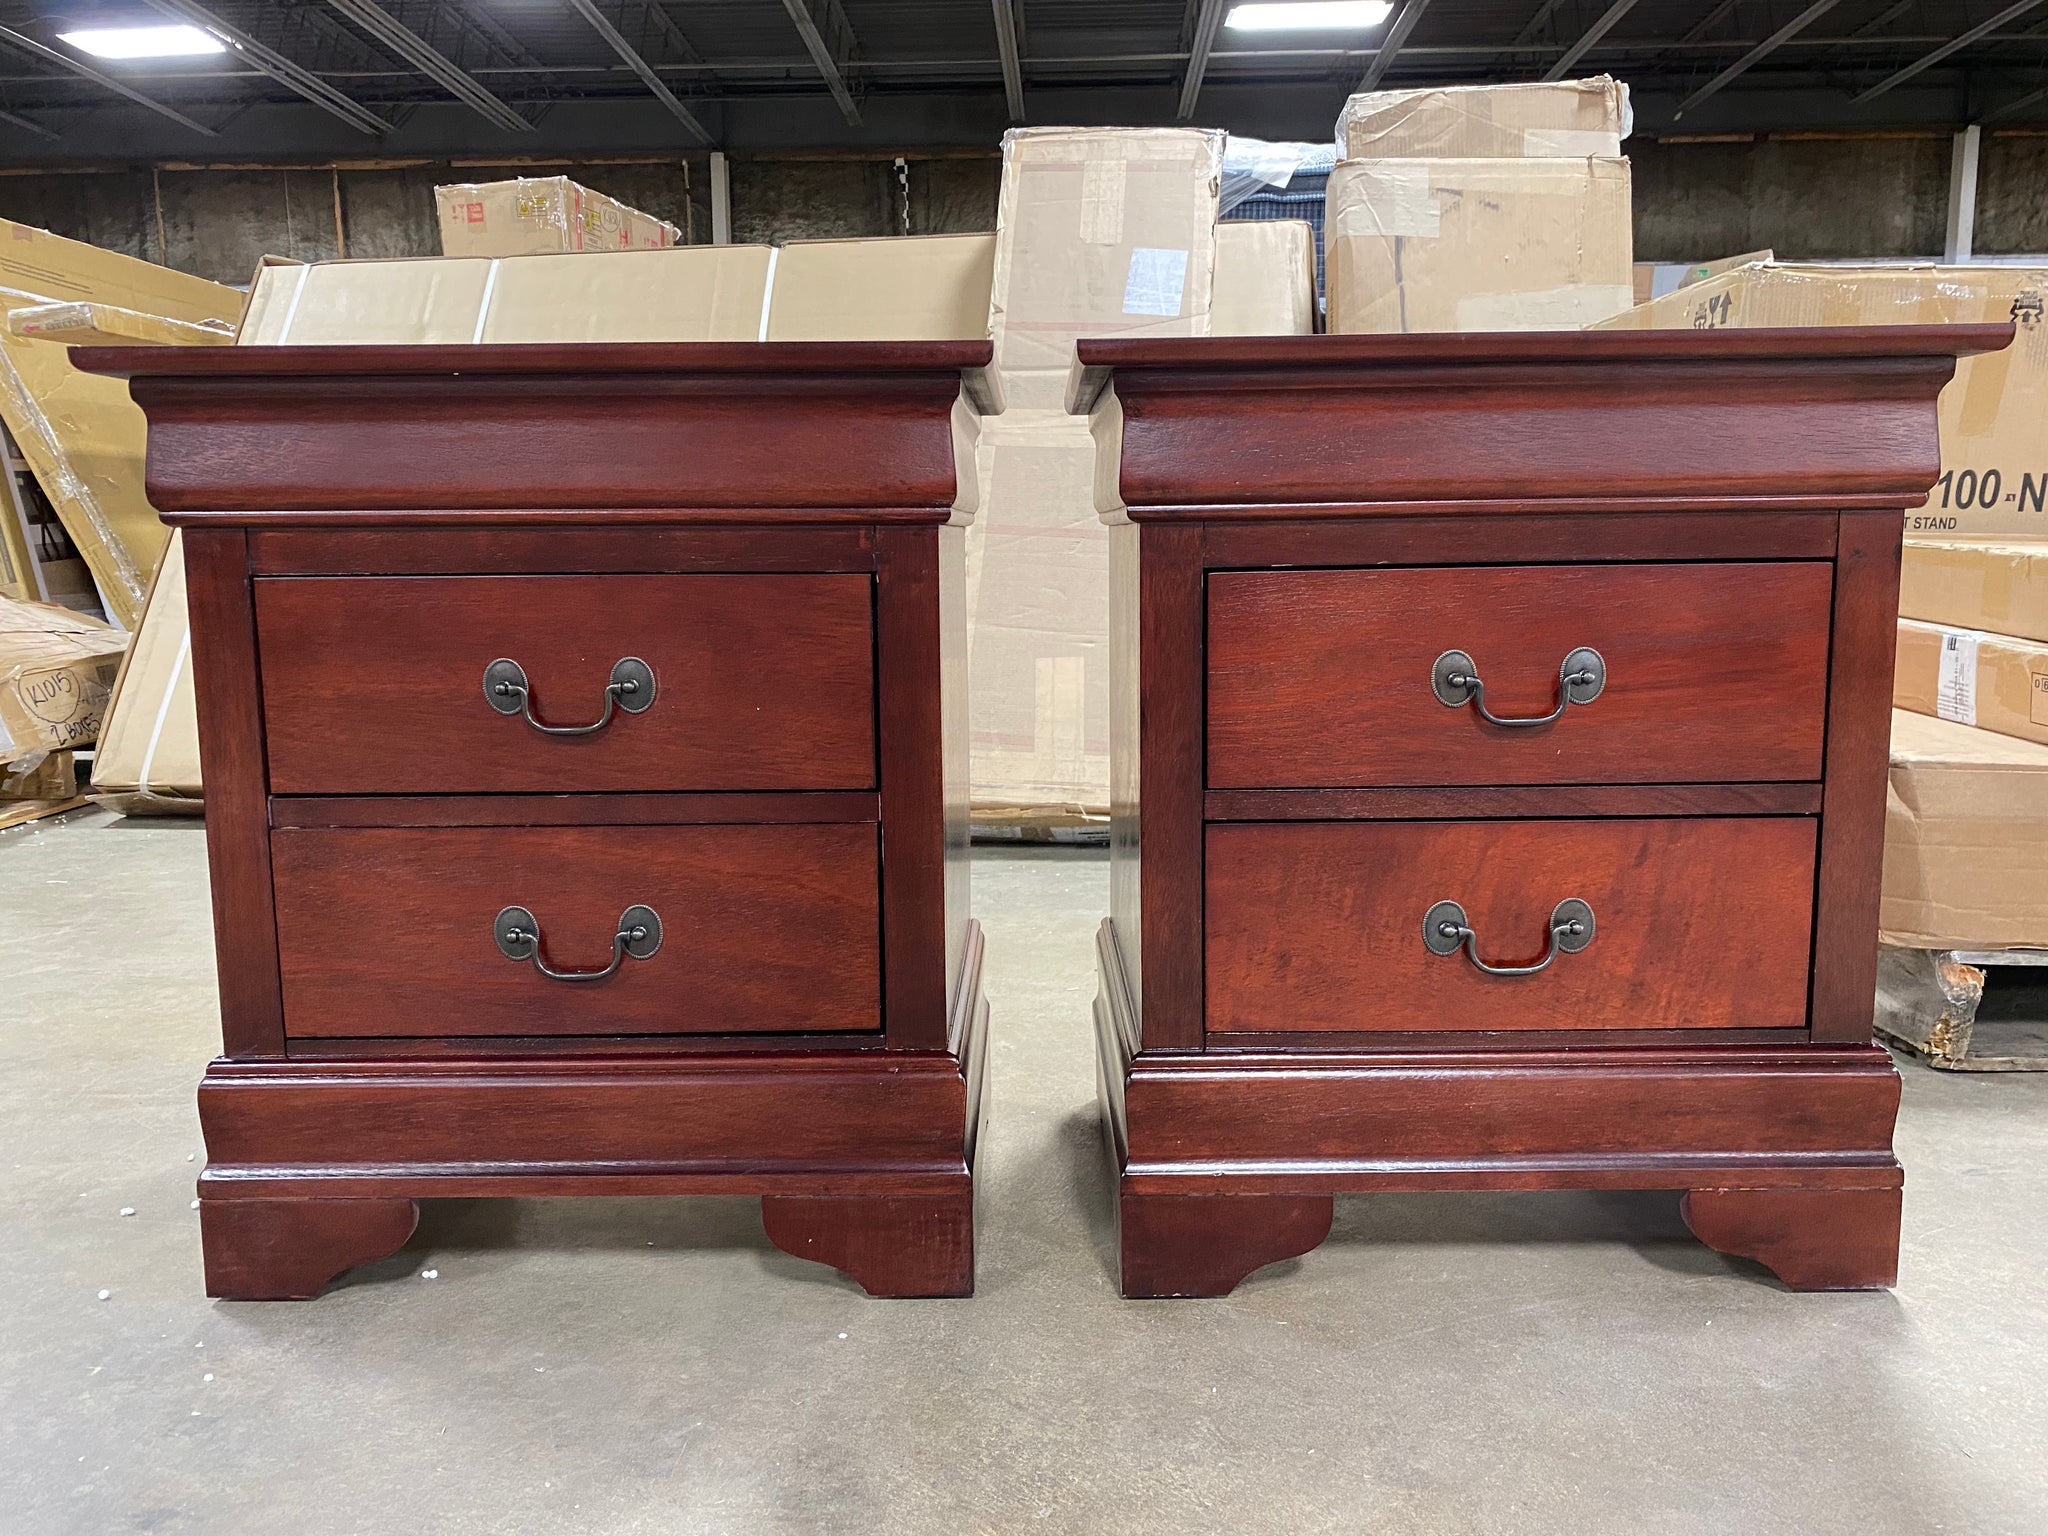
[
  {"left": 1207, "top": 563, "right": 1834, "bottom": 788},
  {"left": 255, "top": 574, "right": 874, "bottom": 794}
]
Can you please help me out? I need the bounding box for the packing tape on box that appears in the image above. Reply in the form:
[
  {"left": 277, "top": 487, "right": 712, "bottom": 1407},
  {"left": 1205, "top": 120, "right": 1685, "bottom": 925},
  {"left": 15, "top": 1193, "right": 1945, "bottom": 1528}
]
[
  {"left": 274, "top": 264, "right": 312, "bottom": 343},
  {"left": 757, "top": 248, "right": 780, "bottom": 343},
  {"left": 471, "top": 259, "right": 502, "bottom": 344}
]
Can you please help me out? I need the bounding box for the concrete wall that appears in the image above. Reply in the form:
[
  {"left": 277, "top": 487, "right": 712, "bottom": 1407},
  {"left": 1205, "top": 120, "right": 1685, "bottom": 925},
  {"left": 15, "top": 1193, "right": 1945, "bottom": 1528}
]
[{"left": 0, "top": 136, "right": 2038, "bottom": 289}]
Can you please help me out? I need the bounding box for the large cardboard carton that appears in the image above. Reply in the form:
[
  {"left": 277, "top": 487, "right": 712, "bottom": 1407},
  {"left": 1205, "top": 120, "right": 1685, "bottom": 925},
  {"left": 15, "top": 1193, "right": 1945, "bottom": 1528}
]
[
  {"left": 1901, "top": 539, "right": 2048, "bottom": 644},
  {"left": 1885, "top": 708, "right": 2048, "bottom": 948},
  {"left": 88, "top": 527, "right": 199, "bottom": 814},
  {"left": 240, "top": 246, "right": 775, "bottom": 345},
  {"left": 966, "top": 408, "right": 1108, "bottom": 821},
  {"left": 1896, "top": 617, "right": 2048, "bottom": 747},
  {"left": 1337, "top": 77, "right": 1630, "bottom": 160},
  {"left": 1596, "top": 262, "right": 2048, "bottom": 538},
  {"left": 0, "top": 592, "right": 125, "bottom": 763},
  {"left": 990, "top": 127, "right": 1223, "bottom": 408},
  {"left": 435, "top": 176, "right": 679, "bottom": 258},
  {"left": 766, "top": 234, "right": 995, "bottom": 341},
  {"left": 0, "top": 218, "right": 243, "bottom": 625},
  {"left": 1213, "top": 220, "right": 1317, "bottom": 336},
  {"left": 1325, "top": 157, "right": 1633, "bottom": 334},
  {"left": 1632, "top": 249, "right": 1774, "bottom": 305}
]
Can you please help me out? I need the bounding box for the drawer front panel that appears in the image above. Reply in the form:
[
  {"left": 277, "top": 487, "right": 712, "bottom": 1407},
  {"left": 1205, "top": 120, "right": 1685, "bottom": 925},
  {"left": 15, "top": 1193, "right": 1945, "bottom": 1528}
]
[
  {"left": 256, "top": 574, "right": 874, "bottom": 794},
  {"left": 1207, "top": 563, "right": 1833, "bottom": 788},
  {"left": 273, "top": 822, "right": 880, "bottom": 1038},
  {"left": 1206, "top": 819, "right": 1816, "bottom": 1034}
]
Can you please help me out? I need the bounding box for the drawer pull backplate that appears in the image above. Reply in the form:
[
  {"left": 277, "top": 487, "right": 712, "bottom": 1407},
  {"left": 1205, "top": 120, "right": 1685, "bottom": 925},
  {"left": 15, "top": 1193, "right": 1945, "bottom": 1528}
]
[
  {"left": 1423, "top": 898, "right": 1596, "bottom": 977},
  {"left": 483, "top": 657, "right": 656, "bottom": 737},
  {"left": 494, "top": 904, "right": 663, "bottom": 983},
  {"left": 1432, "top": 647, "right": 1605, "bottom": 728}
]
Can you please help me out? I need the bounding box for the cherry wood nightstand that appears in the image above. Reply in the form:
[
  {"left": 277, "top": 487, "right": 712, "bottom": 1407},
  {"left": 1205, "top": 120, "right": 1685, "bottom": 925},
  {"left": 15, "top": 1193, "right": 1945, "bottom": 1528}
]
[
  {"left": 80, "top": 341, "right": 995, "bottom": 1300},
  {"left": 1074, "top": 325, "right": 2011, "bottom": 1299}
]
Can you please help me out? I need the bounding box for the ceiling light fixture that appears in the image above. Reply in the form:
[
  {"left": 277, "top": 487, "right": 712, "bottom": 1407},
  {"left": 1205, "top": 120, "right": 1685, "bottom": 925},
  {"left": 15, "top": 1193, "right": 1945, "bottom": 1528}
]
[
  {"left": 1224, "top": 1, "right": 1394, "bottom": 29},
  {"left": 56, "top": 24, "right": 226, "bottom": 60}
]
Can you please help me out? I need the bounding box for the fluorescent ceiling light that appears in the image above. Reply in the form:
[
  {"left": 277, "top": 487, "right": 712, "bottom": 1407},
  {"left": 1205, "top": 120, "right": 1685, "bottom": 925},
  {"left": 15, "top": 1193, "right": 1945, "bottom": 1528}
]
[
  {"left": 57, "top": 24, "right": 226, "bottom": 60},
  {"left": 1225, "top": 1, "right": 1393, "bottom": 29}
]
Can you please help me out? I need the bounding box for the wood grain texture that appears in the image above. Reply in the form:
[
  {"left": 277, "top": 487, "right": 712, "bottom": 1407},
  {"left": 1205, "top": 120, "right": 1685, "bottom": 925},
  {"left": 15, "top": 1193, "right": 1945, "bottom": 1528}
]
[
  {"left": 182, "top": 528, "right": 286, "bottom": 1059},
  {"left": 1204, "top": 785, "right": 1825, "bottom": 821},
  {"left": 1074, "top": 327, "right": 2003, "bottom": 516},
  {"left": 1135, "top": 523, "right": 1206, "bottom": 1051},
  {"left": 1118, "top": 1193, "right": 1334, "bottom": 1299},
  {"left": 875, "top": 526, "right": 951, "bottom": 1052},
  {"left": 1206, "top": 818, "right": 1818, "bottom": 1033},
  {"left": 199, "top": 1196, "right": 419, "bottom": 1300},
  {"left": 271, "top": 823, "right": 881, "bottom": 1037},
  {"left": 761, "top": 1193, "right": 975, "bottom": 1298},
  {"left": 1207, "top": 563, "right": 1834, "bottom": 788},
  {"left": 1681, "top": 1187, "right": 1902, "bottom": 1290},
  {"left": 1809, "top": 511, "right": 1906, "bottom": 1044},
  {"left": 249, "top": 526, "right": 875, "bottom": 575},
  {"left": 270, "top": 793, "right": 880, "bottom": 829},
  {"left": 1201, "top": 513, "right": 1839, "bottom": 568},
  {"left": 255, "top": 574, "right": 875, "bottom": 795},
  {"left": 79, "top": 340, "right": 994, "bottom": 518}
]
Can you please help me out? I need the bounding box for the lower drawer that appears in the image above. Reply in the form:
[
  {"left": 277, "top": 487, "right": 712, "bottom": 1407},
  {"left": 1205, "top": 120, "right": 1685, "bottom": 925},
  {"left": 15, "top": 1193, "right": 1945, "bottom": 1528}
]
[
  {"left": 272, "top": 822, "right": 880, "bottom": 1038},
  {"left": 1205, "top": 818, "right": 1817, "bottom": 1035}
]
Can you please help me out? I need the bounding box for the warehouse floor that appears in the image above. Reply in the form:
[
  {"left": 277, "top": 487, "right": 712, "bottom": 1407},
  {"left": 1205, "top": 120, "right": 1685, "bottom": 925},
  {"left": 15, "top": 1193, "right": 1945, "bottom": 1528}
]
[{"left": 5, "top": 811, "right": 2047, "bottom": 1535}]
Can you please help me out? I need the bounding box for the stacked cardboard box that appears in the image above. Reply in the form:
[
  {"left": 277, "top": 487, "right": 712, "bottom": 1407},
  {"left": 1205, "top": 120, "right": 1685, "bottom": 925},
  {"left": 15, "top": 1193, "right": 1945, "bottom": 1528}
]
[
  {"left": 1602, "top": 261, "right": 2048, "bottom": 956},
  {"left": 435, "top": 176, "right": 680, "bottom": 257},
  {"left": 1324, "top": 78, "right": 1634, "bottom": 335}
]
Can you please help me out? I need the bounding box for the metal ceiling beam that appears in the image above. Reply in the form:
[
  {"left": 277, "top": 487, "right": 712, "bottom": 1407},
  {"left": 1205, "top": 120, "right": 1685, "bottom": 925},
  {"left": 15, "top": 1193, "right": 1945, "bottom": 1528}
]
[
  {"left": 1356, "top": 0, "right": 1434, "bottom": 92},
  {"left": 1674, "top": 0, "right": 1842, "bottom": 116},
  {"left": 1513, "top": 0, "right": 1570, "bottom": 47},
  {"left": 1986, "top": 78, "right": 2048, "bottom": 118},
  {"left": 0, "top": 102, "right": 57, "bottom": 140},
  {"left": 141, "top": 0, "right": 390, "bottom": 134},
  {"left": 1543, "top": 0, "right": 1640, "bottom": 78},
  {"left": 564, "top": 0, "right": 714, "bottom": 145},
  {"left": 1177, "top": 0, "right": 1228, "bottom": 120},
  {"left": 1853, "top": 0, "right": 2048, "bottom": 101},
  {"left": 0, "top": 23, "right": 216, "bottom": 136},
  {"left": 991, "top": 0, "right": 1024, "bottom": 122},
  {"left": 322, "top": 0, "right": 530, "bottom": 133},
  {"left": 778, "top": 0, "right": 862, "bottom": 125}
]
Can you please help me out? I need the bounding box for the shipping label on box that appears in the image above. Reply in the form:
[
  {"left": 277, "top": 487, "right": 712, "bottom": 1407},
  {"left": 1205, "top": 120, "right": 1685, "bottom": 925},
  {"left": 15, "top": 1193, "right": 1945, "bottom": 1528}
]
[
  {"left": 1897, "top": 617, "right": 2048, "bottom": 747},
  {"left": 1598, "top": 263, "right": 2048, "bottom": 538}
]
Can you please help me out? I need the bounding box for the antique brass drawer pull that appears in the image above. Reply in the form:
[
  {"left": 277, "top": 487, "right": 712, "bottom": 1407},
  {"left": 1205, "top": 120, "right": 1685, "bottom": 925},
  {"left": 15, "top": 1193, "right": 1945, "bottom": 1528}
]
[
  {"left": 1423, "top": 898, "right": 1596, "bottom": 977},
  {"left": 483, "top": 657, "right": 656, "bottom": 737},
  {"left": 493, "top": 904, "right": 663, "bottom": 982},
  {"left": 1432, "top": 647, "right": 1605, "bottom": 727}
]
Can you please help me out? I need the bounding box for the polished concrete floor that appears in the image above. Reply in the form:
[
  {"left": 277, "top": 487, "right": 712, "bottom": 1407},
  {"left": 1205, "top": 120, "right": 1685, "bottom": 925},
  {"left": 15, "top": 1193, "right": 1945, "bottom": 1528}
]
[{"left": 5, "top": 808, "right": 2047, "bottom": 1535}]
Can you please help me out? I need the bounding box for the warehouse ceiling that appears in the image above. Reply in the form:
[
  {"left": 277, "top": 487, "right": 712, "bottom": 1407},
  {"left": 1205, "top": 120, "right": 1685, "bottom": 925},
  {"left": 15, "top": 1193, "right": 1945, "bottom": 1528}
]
[{"left": 0, "top": 0, "right": 2043, "bottom": 164}]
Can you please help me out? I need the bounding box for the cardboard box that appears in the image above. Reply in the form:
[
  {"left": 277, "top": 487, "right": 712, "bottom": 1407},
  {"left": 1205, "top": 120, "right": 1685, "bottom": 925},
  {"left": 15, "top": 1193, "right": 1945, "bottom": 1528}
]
[
  {"left": 1896, "top": 617, "right": 2048, "bottom": 748},
  {"left": 88, "top": 527, "right": 199, "bottom": 814},
  {"left": 1632, "top": 249, "right": 1774, "bottom": 305},
  {"left": 990, "top": 127, "right": 1223, "bottom": 409},
  {"left": 1337, "top": 77, "right": 1631, "bottom": 161},
  {"left": 0, "top": 218, "right": 243, "bottom": 625},
  {"left": 239, "top": 246, "right": 775, "bottom": 345},
  {"left": 1885, "top": 708, "right": 2048, "bottom": 948},
  {"left": 7, "top": 301, "right": 234, "bottom": 347},
  {"left": 1595, "top": 262, "right": 2048, "bottom": 538},
  {"left": 1901, "top": 540, "right": 2048, "bottom": 644},
  {"left": 2, "top": 746, "right": 73, "bottom": 798},
  {"left": 435, "top": 176, "right": 679, "bottom": 258},
  {"left": 765, "top": 234, "right": 995, "bottom": 341},
  {"left": 1213, "top": 220, "right": 1317, "bottom": 336},
  {"left": 966, "top": 408, "right": 1109, "bottom": 818},
  {"left": 0, "top": 592, "right": 126, "bottom": 763},
  {"left": 1325, "top": 157, "right": 1633, "bottom": 334}
]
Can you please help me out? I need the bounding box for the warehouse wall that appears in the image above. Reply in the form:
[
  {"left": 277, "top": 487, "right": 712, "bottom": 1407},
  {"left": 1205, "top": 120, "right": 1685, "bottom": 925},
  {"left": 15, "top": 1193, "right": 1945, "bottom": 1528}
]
[{"left": 0, "top": 135, "right": 2039, "bottom": 288}]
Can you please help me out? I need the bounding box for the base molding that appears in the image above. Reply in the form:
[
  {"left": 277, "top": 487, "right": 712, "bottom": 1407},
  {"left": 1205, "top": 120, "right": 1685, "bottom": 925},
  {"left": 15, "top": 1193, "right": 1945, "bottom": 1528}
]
[
  {"left": 196, "top": 924, "right": 988, "bottom": 1300},
  {"left": 1094, "top": 919, "right": 1904, "bottom": 1297}
]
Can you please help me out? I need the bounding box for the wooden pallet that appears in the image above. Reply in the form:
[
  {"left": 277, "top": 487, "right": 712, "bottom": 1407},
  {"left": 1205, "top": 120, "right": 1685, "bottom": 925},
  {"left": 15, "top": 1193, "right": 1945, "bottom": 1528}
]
[{"left": 1876, "top": 946, "right": 2048, "bottom": 1071}]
